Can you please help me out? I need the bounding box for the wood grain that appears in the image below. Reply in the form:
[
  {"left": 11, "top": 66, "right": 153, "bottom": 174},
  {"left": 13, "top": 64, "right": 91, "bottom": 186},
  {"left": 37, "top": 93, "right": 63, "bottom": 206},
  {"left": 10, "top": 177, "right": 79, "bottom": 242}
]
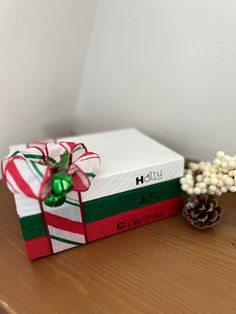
[{"left": 0, "top": 180, "right": 235, "bottom": 314}]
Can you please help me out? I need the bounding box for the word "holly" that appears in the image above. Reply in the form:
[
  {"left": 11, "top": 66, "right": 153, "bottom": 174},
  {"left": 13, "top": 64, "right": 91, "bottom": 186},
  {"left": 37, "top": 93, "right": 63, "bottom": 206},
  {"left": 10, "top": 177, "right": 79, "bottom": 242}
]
[{"left": 136, "top": 170, "right": 162, "bottom": 185}]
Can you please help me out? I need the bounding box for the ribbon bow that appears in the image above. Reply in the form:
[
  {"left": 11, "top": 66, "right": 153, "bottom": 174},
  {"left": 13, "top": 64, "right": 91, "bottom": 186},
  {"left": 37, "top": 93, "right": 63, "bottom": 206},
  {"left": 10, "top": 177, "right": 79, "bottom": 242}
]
[{"left": 2, "top": 141, "right": 100, "bottom": 206}]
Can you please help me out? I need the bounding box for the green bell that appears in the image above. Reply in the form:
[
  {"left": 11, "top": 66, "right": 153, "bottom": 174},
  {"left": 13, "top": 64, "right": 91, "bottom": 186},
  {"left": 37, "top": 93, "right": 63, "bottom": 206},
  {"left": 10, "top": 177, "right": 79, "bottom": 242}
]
[
  {"left": 52, "top": 174, "right": 73, "bottom": 195},
  {"left": 44, "top": 193, "right": 66, "bottom": 207}
]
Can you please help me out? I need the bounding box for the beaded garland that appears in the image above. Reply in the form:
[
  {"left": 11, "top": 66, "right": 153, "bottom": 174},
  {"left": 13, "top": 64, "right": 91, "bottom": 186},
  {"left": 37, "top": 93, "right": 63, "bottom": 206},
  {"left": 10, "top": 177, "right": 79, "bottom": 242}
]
[{"left": 180, "top": 151, "right": 236, "bottom": 195}]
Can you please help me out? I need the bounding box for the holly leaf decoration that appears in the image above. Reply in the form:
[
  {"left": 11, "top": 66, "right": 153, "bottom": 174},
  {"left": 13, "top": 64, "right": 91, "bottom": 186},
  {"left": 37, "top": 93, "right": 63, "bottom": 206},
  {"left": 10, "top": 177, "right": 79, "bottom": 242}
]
[{"left": 56, "top": 150, "right": 70, "bottom": 174}]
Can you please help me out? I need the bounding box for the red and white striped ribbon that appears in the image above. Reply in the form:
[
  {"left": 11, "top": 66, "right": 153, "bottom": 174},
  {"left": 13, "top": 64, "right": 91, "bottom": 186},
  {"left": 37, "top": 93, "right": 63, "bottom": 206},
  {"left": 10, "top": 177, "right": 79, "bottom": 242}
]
[{"left": 1, "top": 141, "right": 100, "bottom": 253}]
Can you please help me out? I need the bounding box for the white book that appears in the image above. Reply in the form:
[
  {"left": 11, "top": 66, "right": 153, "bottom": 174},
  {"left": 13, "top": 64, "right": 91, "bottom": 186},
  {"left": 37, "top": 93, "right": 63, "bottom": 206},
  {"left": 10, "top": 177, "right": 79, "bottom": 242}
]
[{"left": 10, "top": 128, "right": 184, "bottom": 203}]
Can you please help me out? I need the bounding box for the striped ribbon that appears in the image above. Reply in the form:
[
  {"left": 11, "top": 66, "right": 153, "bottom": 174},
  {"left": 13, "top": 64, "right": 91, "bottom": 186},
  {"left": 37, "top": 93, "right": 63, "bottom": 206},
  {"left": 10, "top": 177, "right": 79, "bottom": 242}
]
[{"left": 1, "top": 140, "right": 100, "bottom": 254}]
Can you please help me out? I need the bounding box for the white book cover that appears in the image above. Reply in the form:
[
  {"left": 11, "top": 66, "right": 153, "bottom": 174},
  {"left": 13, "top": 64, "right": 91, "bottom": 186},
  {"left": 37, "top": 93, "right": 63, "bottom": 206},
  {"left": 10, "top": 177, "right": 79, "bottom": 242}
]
[{"left": 10, "top": 128, "right": 184, "bottom": 203}]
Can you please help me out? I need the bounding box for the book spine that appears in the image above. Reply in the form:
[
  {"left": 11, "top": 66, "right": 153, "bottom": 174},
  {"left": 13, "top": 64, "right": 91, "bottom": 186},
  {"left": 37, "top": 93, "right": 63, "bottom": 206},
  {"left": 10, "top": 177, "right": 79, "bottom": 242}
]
[
  {"left": 82, "top": 158, "right": 184, "bottom": 202},
  {"left": 86, "top": 196, "right": 182, "bottom": 242}
]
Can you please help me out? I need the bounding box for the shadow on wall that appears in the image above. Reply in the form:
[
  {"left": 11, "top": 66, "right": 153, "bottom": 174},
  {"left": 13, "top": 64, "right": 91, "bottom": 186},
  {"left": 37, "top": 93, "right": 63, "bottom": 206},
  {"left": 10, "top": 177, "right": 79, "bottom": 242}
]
[{"left": 43, "top": 116, "right": 78, "bottom": 139}]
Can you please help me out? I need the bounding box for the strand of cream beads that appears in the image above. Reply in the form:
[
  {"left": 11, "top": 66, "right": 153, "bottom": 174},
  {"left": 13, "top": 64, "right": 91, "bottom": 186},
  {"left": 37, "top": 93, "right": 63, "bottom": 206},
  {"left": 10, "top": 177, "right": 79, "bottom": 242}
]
[{"left": 180, "top": 151, "right": 236, "bottom": 195}]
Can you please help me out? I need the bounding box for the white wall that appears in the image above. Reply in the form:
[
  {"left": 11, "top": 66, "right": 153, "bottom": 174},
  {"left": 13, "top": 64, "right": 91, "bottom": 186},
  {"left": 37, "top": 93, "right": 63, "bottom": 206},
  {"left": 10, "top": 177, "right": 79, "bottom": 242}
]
[
  {"left": 76, "top": 0, "right": 236, "bottom": 161},
  {"left": 0, "top": 0, "right": 97, "bottom": 158},
  {"left": 1, "top": 0, "right": 236, "bottom": 161}
]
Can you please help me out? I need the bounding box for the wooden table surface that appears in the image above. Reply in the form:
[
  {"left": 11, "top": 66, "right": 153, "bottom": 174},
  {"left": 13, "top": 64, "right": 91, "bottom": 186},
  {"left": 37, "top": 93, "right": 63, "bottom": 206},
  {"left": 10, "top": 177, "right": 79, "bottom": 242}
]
[{"left": 0, "top": 180, "right": 235, "bottom": 314}]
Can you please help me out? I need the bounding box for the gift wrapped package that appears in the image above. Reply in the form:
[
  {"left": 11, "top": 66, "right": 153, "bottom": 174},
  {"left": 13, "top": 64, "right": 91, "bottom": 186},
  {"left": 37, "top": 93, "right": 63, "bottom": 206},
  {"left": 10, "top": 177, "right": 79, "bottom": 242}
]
[{"left": 2, "top": 128, "right": 184, "bottom": 260}]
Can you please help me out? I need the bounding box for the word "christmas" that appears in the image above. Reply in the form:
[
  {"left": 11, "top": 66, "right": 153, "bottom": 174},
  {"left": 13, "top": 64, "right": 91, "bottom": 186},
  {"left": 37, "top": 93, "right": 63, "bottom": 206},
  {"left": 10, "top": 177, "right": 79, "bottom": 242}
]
[
  {"left": 116, "top": 211, "right": 162, "bottom": 230},
  {"left": 136, "top": 170, "right": 162, "bottom": 185}
]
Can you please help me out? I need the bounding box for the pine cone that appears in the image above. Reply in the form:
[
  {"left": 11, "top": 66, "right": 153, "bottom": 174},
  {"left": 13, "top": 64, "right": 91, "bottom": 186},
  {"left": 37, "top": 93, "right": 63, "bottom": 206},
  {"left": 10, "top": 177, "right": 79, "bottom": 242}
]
[{"left": 182, "top": 194, "right": 223, "bottom": 229}]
